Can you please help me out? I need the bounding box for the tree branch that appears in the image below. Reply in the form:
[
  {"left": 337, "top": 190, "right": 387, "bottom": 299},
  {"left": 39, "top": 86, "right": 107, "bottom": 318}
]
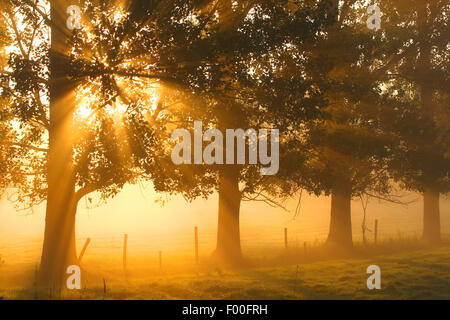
[{"left": 6, "top": 142, "right": 48, "bottom": 153}]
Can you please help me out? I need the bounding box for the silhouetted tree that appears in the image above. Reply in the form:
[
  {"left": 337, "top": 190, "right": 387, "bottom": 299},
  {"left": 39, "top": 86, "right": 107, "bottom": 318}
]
[
  {"left": 376, "top": 0, "right": 450, "bottom": 243},
  {"left": 138, "top": 1, "right": 329, "bottom": 265},
  {"left": 279, "top": 0, "right": 408, "bottom": 248}
]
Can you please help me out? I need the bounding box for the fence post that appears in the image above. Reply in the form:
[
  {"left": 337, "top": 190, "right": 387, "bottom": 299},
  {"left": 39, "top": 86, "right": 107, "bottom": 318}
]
[
  {"left": 284, "top": 228, "right": 288, "bottom": 249},
  {"left": 194, "top": 226, "right": 199, "bottom": 264},
  {"left": 78, "top": 238, "right": 91, "bottom": 263},
  {"left": 374, "top": 220, "right": 378, "bottom": 245},
  {"left": 123, "top": 234, "right": 128, "bottom": 271}
]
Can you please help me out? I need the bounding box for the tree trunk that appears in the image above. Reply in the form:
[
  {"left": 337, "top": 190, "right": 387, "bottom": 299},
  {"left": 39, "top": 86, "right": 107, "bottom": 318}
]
[
  {"left": 39, "top": 0, "right": 77, "bottom": 288},
  {"left": 39, "top": 199, "right": 78, "bottom": 287},
  {"left": 327, "top": 183, "right": 353, "bottom": 248},
  {"left": 423, "top": 189, "right": 440, "bottom": 243},
  {"left": 215, "top": 166, "right": 242, "bottom": 266},
  {"left": 417, "top": 7, "right": 441, "bottom": 244}
]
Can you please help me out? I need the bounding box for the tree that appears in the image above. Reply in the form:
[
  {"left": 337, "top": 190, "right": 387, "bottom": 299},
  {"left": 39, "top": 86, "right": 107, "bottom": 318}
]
[
  {"left": 140, "top": 1, "right": 330, "bottom": 265},
  {"left": 0, "top": 0, "right": 175, "bottom": 286},
  {"left": 376, "top": 0, "right": 450, "bottom": 243},
  {"left": 280, "top": 0, "right": 410, "bottom": 248}
]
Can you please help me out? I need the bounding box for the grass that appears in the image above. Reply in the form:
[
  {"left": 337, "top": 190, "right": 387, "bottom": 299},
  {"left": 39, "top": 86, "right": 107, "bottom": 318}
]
[{"left": 0, "top": 241, "right": 449, "bottom": 300}]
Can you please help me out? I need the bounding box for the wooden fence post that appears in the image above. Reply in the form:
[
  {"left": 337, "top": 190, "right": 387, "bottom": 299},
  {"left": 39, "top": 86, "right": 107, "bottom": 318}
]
[
  {"left": 194, "top": 226, "right": 199, "bottom": 264},
  {"left": 374, "top": 220, "right": 378, "bottom": 245},
  {"left": 284, "top": 228, "right": 288, "bottom": 249},
  {"left": 78, "top": 238, "right": 91, "bottom": 263},
  {"left": 123, "top": 234, "right": 128, "bottom": 271}
]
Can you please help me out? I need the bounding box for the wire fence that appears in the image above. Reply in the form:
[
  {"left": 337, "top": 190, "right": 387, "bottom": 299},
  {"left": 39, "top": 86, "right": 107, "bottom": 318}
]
[{"left": 1, "top": 223, "right": 449, "bottom": 269}]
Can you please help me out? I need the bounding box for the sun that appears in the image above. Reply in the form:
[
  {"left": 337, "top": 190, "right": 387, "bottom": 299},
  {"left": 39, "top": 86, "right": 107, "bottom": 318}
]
[
  {"left": 74, "top": 85, "right": 97, "bottom": 120},
  {"left": 74, "top": 78, "right": 163, "bottom": 125}
]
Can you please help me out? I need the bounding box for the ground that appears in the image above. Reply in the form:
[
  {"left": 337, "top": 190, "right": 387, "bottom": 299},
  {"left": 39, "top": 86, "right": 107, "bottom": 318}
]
[{"left": 1, "top": 243, "right": 449, "bottom": 300}]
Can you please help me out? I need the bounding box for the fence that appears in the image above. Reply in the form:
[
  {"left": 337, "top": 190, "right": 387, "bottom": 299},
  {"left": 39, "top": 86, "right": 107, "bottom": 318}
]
[
  {"left": 0, "top": 223, "right": 425, "bottom": 257},
  {"left": 1, "top": 222, "right": 449, "bottom": 272}
]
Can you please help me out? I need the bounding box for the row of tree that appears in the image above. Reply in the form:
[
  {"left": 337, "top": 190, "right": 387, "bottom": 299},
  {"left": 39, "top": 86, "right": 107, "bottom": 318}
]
[{"left": 0, "top": 0, "right": 448, "bottom": 287}]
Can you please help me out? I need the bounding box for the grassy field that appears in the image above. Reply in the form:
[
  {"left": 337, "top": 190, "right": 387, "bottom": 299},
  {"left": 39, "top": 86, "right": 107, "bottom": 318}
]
[{"left": 1, "top": 243, "right": 449, "bottom": 300}]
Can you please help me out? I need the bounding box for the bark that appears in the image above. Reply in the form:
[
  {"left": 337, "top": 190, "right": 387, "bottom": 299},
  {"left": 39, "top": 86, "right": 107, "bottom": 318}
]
[
  {"left": 39, "top": 0, "right": 77, "bottom": 287},
  {"left": 423, "top": 189, "right": 440, "bottom": 243},
  {"left": 215, "top": 166, "right": 242, "bottom": 266},
  {"left": 327, "top": 183, "right": 353, "bottom": 248}
]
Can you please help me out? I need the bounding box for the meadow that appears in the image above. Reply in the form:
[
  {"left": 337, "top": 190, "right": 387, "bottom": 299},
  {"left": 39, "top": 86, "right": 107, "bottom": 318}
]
[{"left": 1, "top": 237, "right": 449, "bottom": 300}]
